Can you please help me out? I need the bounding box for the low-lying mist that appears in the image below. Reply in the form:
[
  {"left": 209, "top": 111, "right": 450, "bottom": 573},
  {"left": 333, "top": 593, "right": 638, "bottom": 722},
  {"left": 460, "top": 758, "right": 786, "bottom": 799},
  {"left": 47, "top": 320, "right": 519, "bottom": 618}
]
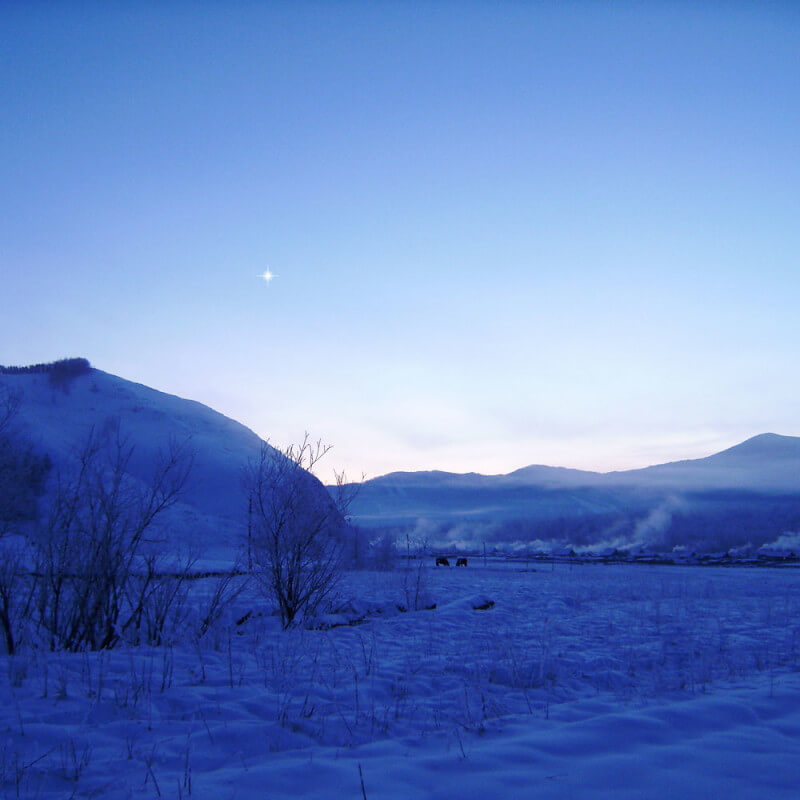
[{"left": 363, "top": 489, "right": 800, "bottom": 556}]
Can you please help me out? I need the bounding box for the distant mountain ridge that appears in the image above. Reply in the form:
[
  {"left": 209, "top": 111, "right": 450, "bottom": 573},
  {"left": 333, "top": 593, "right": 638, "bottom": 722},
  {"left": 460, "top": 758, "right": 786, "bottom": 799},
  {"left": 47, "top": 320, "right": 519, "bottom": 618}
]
[
  {"left": 604, "top": 433, "right": 800, "bottom": 491},
  {"left": 345, "top": 434, "right": 800, "bottom": 553},
  {"left": 368, "top": 433, "right": 800, "bottom": 492}
]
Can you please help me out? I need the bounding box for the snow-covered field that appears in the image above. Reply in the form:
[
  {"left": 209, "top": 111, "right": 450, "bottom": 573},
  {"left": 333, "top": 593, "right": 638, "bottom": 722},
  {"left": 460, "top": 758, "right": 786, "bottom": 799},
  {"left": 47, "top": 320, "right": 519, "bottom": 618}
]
[{"left": 2, "top": 562, "right": 799, "bottom": 799}]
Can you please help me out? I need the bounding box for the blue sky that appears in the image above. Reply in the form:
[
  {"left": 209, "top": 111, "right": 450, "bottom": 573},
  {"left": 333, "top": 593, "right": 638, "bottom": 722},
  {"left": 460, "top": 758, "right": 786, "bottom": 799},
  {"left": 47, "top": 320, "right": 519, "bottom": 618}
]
[{"left": 2, "top": 1, "right": 799, "bottom": 480}]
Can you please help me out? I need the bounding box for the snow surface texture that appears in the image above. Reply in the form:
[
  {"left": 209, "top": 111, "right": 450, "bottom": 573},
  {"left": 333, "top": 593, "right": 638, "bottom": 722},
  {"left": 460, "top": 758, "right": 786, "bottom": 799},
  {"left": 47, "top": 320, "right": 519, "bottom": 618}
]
[
  {"left": 0, "top": 369, "right": 330, "bottom": 565},
  {"left": 2, "top": 563, "right": 798, "bottom": 798}
]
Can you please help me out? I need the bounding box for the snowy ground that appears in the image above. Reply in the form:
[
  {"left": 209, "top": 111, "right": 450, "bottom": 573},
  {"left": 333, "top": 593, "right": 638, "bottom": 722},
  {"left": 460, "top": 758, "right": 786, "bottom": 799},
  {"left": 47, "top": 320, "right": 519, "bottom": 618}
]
[{"left": 2, "top": 562, "right": 799, "bottom": 799}]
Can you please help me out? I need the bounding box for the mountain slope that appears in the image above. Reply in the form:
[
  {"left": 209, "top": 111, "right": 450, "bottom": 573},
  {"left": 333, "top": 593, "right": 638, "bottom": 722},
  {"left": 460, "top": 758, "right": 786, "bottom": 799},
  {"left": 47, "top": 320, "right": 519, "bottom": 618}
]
[
  {"left": 1, "top": 366, "right": 331, "bottom": 564},
  {"left": 606, "top": 433, "right": 800, "bottom": 491}
]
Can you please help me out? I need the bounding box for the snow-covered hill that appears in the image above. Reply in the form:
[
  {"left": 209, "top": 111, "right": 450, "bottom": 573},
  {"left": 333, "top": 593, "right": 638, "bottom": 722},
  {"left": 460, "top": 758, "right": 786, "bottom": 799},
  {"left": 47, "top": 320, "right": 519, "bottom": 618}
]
[{"left": 1, "top": 365, "right": 328, "bottom": 565}]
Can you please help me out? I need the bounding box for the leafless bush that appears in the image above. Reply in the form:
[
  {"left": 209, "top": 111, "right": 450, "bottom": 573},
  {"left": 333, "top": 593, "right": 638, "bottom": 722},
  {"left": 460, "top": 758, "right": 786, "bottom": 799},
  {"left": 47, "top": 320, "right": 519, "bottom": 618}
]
[
  {"left": 0, "top": 545, "right": 36, "bottom": 655},
  {"left": 244, "top": 435, "right": 352, "bottom": 629},
  {"left": 126, "top": 554, "right": 196, "bottom": 647},
  {"left": 399, "top": 536, "right": 432, "bottom": 611},
  {"left": 195, "top": 568, "right": 249, "bottom": 639},
  {"left": 0, "top": 389, "right": 41, "bottom": 654},
  {"left": 32, "top": 424, "right": 193, "bottom": 651}
]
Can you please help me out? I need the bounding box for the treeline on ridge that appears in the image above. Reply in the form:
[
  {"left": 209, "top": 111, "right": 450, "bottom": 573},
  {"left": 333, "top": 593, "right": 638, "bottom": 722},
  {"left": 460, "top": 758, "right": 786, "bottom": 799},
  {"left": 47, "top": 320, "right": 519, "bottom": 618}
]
[
  {"left": 0, "top": 357, "right": 91, "bottom": 377},
  {"left": 0, "top": 358, "right": 92, "bottom": 390}
]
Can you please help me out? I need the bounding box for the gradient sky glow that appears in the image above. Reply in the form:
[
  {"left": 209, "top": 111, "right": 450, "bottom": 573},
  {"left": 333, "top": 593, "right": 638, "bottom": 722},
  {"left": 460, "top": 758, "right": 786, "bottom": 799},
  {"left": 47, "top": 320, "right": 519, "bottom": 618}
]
[{"left": 2, "top": 2, "right": 799, "bottom": 481}]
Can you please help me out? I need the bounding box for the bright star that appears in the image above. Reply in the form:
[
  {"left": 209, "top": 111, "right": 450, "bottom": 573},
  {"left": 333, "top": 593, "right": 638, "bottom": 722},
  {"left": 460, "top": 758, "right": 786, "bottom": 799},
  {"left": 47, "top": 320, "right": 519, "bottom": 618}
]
[{"left": 260, "top": 269, "right": 277, "bottom": 283}]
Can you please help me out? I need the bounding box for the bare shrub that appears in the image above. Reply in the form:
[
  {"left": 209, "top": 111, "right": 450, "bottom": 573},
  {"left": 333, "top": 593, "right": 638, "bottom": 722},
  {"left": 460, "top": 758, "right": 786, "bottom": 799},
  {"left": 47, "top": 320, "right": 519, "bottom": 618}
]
[
  {"left": 126, "top": 554, "right": 196, "bottom": 647},
  {"left": 244, "top": 435, "right": 351, "bottom": 629},
  {"left": 0, "top": 388, "right": 43, "bottom": 654},
  {"left": 196, "top": 568, "right": 249, "bottom": 639},
  {"left": 33, "top": 424, "right": 193, "bottom": 651},
  {"left": 398, "top": 535, "right": 433, "bottom": 612},
  {"left": 0, "top": 545, "right": 35, "bottom": 655}
]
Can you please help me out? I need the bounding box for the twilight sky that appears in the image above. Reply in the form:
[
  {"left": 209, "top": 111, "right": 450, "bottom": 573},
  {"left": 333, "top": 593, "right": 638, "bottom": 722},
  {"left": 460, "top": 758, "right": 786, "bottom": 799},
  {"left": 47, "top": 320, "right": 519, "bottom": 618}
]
[{"left": 2, "top": 2, "right": 799, "bottom": 481}]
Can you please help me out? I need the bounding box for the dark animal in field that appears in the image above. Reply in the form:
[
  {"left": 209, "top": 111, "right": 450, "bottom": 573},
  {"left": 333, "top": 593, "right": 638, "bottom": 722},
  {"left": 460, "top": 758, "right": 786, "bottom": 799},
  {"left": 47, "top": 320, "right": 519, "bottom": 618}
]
[
  {"left": 435, "top": 557, "right": 450, "bottom": 567},
  {"left": 456, "top": 557, "right": 468, "bottom": 567}
]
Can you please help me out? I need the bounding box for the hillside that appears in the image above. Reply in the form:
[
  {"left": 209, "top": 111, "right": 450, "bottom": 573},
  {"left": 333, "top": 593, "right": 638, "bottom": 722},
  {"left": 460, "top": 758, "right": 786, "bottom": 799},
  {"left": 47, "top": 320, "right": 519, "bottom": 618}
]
[
  {"left": 0, "top": 364, "right": 332, "bottom": 564},
  {"left": 606, "top": 433, "right": 800, "bottom": 491}
]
